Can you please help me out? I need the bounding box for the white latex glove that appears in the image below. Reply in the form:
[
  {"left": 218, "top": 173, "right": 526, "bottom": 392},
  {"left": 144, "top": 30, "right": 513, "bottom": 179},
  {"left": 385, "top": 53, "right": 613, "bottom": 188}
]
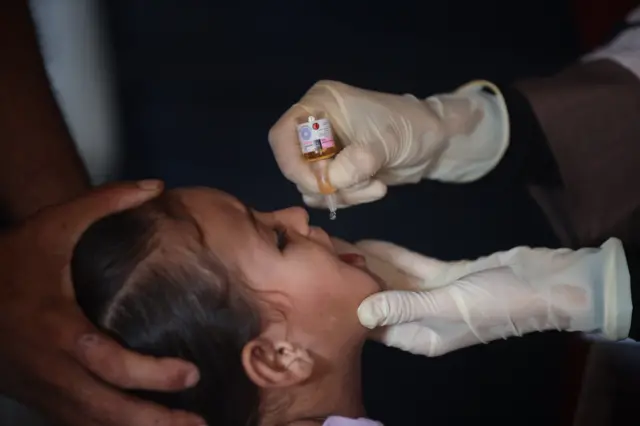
[
  {"left": 356, "top": 238, "right": 633, "bottom": 357},
  {"left": 331, "top": 237, "right": 420, "bottom": 292},
  {"left": 269, "top": 80, "right": 509, "bottom": 209}
]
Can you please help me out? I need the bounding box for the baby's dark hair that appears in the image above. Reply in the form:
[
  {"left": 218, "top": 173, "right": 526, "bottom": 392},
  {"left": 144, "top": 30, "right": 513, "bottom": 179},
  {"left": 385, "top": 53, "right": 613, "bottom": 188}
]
[{"left": 71, "top": 193, "right": 262, "bottom": 425}]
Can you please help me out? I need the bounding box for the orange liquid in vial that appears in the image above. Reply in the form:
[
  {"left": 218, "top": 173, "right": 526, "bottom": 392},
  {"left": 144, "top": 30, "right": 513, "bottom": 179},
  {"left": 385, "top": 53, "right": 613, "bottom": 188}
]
[
  {"left": 302, "top": 144, "right": 340, "bottom": 162},
  {"left": 310, "top": 159, "right": 337, "bottom": 195},
  {"left": 297, "top": 117, "right": 340, "bottom": 162},
  {"left": 298, "top": 116, "right": 341, "bottom": 195}
]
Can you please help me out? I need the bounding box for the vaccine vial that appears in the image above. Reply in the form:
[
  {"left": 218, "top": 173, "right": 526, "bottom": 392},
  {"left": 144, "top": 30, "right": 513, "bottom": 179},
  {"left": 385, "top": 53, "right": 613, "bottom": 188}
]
[
  {"left": 297, "top": 115, "right": 340, "bottom": 161},
  {"left": 297, "top": 115, "right": 340, "bottom": 220}
]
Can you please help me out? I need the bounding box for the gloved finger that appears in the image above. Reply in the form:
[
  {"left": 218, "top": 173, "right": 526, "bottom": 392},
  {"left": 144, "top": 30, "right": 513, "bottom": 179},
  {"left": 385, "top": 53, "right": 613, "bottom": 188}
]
[
  {"left": 356, "top": 240, "right": 449, "bottom": 287},
  {"left": 358, "top": 290, "right": 448, "bottom": 328},
  {"left": 297, "top": 178, "right": 377, "bottom": 201},
  {"left": 330, "top": 237, "right": 360, "bottom": 254},
  {"left": 328, "top": 143, "right": 386, "bottom": 190},
  {"left": 302, "top": 194, "right": 327, "bottom": 209},
  {"left": 339, "top": 179, "right": 387, "bottom": 205},
  {"left": 300, "top": 175, "right": 368, "bottom": 192},
  {"left": 302, "top": 179, "right": 387, "bottom": 209},
  {"left": 369, "top": 323, "right": 444, "bottom": 357},
  {"left": 360, "top": 253, "right": 423, "bottom": 292},
  {"left": 269, "top": 104, "right": 321, "bottom": 194},
  {"left": 74, "top": 332, "right": 199, "bottom": 391}
]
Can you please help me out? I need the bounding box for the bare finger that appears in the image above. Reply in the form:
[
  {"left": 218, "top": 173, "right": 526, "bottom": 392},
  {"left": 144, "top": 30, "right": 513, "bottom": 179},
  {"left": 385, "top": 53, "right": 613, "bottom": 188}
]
[
  {"left": 121, "top": 404, "right": 206, "bottom": 426},
  {"left": 71, "top": 376, "right": 206, "bottom": 426},
  {"left": 31, "top": 340, "right": 205, "bottom": 426},
  {"left": 75, "top": 333, "right": 199, "bottom": 391},
  {"left": 49, "top": 306, "right": 198, "bottom": 393}
]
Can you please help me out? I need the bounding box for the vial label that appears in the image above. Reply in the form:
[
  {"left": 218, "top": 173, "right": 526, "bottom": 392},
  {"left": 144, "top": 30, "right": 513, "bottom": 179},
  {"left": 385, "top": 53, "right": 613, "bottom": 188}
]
[{"left": 297, "top": 118, "right": 336, "bottom": 154}]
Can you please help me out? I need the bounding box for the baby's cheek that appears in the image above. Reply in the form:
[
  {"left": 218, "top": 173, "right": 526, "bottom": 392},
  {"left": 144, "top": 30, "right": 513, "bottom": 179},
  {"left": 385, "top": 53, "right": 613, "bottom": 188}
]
[
  {"left": 346, "top": 267, "right": 382, "bottom": 298},
  {"left": 298, "top": 286, "right": 338, "bottom": 311},
  {"left": 289, "top": 273, "right": 330, "bottom": 301},
  {"left": 294, "top": 292, "right": 343, "bottom": 333},
  {"left": 290, "top": 264, "right": 368, "bottom": 313}
]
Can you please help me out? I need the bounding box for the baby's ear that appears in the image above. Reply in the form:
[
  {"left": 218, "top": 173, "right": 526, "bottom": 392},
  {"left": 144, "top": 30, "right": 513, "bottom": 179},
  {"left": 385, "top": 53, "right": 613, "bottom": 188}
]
[{"left": 242, "top": 339, "right": 313, "bottom": 388}]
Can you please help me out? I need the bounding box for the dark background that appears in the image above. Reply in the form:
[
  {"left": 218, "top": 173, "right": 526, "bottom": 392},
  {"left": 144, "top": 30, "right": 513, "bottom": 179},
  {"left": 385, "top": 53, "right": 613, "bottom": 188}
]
[{"left": 104, "top": 1, "right": 584, "bottom": 424}]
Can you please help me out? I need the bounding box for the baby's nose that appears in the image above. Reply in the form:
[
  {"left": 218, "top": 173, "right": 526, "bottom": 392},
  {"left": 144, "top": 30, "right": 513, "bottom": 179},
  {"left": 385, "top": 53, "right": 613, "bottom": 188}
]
[{"left": 282, "top": 207, "right": 310, "bottom": 235}]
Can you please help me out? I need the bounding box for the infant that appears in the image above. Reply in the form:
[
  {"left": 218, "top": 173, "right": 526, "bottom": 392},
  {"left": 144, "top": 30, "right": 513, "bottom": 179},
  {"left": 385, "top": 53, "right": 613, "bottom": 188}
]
[{"left": 71, "top": 187, "right": 386, "bottom": 426}]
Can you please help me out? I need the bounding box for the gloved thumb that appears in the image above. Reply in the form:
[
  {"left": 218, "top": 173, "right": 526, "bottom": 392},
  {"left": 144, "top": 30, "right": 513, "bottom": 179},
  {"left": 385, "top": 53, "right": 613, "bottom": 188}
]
[
  {"left": 369, "top": 322, "right": 443, "bottom": 357},
  {"left": 327, "top": 143, "right": 386, "bottom": 190},
  {"left": 358, "top": 290, "right": 442, "bottom": 328}
]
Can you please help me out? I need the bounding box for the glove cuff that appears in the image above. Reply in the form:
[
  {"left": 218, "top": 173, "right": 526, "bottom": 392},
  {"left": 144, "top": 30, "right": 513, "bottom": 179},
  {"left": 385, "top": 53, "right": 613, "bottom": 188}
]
[
  {"left": 423, "top": 80, "right": 510, "bottom": 183},
  {"left": 600, "top": 238, "right": 633, "bottom": 340}
]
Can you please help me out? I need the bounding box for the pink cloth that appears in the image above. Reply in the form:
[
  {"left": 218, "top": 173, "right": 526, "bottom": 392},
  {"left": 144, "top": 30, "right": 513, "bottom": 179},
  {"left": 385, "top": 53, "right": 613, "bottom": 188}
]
[{"left": 322, "top": 416, "right": 383, "bottom": 426}]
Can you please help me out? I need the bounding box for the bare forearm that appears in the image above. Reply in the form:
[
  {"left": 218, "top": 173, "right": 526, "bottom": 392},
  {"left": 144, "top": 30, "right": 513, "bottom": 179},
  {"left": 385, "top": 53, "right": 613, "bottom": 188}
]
[{"left": 0, "top": 1, "right": 90, "bottom": 222}]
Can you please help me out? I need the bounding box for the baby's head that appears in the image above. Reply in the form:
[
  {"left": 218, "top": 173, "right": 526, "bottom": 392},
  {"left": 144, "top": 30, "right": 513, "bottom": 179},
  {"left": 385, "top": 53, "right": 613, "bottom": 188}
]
[{"left": 71, "top": 187, "right": 381, "bottom": 425}]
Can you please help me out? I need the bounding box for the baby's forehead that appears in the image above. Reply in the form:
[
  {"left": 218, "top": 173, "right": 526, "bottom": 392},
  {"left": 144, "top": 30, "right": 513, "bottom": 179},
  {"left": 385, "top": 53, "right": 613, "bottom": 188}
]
[
  {"left": 138, "top": 193, "right": 208, "bottom": 259},
  {"left": 159, "top": 187, "right": 263, "bottom": 274},
  {"left": 171, "top": 187, "right": 252, "bottom": 238},
  {"left": 152, "top": 220, "right": 203, "bottom": 253},
  {"left": 170, "top": 187, "right": 242, "bottom": 211}
]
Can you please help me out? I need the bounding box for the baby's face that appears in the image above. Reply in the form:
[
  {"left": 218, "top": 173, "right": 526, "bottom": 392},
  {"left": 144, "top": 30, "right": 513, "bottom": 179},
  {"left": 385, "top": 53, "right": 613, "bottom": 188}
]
[{"left": 174, "top": 187, "right": 381, "bottom": 351}]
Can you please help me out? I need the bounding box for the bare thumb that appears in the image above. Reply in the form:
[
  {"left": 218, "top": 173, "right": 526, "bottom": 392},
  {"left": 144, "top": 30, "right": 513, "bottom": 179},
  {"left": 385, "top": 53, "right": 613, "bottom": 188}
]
[
  {"left": 42, "top": 180, "right": 164, "bottom": 246},
  {"left": 328, "top": 144, "right": 385, "bottom": 190}
]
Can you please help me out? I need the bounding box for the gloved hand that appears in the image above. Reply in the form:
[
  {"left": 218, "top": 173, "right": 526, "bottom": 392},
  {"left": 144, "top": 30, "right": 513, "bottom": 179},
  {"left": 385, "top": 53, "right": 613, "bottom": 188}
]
[
  {"left": 269, "top": 80, "right": 509, "bottom": 209},
  {"left": 356, "top": 239, "right": 632, "bottom": 357}
]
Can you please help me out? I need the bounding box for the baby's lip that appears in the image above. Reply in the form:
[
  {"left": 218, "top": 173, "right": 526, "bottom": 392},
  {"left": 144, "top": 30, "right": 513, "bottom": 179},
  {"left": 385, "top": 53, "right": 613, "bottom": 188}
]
[{"left": 338, "top": 253, "right": 367, "bottom": 268}]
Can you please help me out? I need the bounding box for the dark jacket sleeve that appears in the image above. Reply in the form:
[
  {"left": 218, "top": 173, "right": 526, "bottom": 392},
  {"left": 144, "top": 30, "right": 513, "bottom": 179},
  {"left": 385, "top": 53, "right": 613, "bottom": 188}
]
[
  {"left": 512, "top": 59, "right": 640, "bottom": 250},
  {"left": 493, "top": 68, "right": 640, "bottom": 340},
  {"left": 491, "top": 85, "right": 562, "bottom": 189},
  {"left": 624, "top": 243, "right": 640, "bottom": 340}
]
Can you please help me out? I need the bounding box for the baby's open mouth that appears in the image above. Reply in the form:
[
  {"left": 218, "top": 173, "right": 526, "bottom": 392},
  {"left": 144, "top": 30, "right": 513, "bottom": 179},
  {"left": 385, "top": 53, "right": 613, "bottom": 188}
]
[{"left": 338, "top": 253, "right": 367, "bottom": 268}]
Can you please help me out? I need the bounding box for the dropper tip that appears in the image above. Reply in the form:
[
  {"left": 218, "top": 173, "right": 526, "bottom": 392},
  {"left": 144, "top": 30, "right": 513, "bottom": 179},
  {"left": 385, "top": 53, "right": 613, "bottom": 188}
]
[{"left": 325, "top": 193, "right": 338, "bottom": 221}]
